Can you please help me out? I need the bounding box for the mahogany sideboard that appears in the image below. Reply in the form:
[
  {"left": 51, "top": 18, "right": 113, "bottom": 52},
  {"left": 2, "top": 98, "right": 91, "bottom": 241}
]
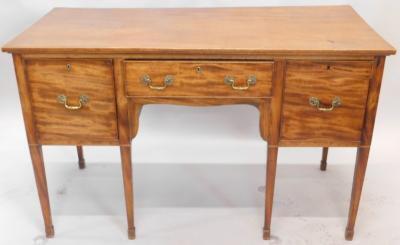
[{"left": 2, "top": 6, "right": 396, "bottom": 241}]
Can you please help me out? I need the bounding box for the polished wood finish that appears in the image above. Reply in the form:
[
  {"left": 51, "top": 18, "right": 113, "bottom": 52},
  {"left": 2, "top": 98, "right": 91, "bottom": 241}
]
[
  {"left": 280, "top": 61, "right": 373, "bottom": 145},
  {"left": 13, "top": 54, "right": 55, "bottom": 238},
  {"left": 346, "top": 146, "right": 370, "bottom": 240},
  {"left": 125, "top": 61, "right": 273, "bottom": 97},
  {"left": 2, "top": 7, "right": 395, "bottom": 56},
  {"left": 263, "top": 60, "right": 286, "bottom": 239},
  {"left": 12, "top": 54, "right": 37, "bottom": 145},
  {"left": 320, "top": 147, "right": 328, "bottom": 171},
  {"left": 3, "top": 7, "right": 395, "bottom": 241},
  {"left": 25, "top": 58, "right": 119, "bottom": 144},
  {"left": 361, "top": 57, "right": 386, "bottom": 146},
  {"left": 131, "top": 97, "right": 263, "bottom": 106},
  {"left": 114, "top": 58, "right": 136, "bottom": 239},
  {"left": 345, "top": 56, "right": 386, "bottom": 240},
  {"left": 29, "top": 145, "right": 54, "bottom": 238},
  {"left": 264, "top": 146, "right": 278, "bottom": 240},
  {"left": 258, "top": 100, "right": 270, "bottom": 141},
  {"left": 128, "top": 102, "right": 142, "bottom": 139},
  {"left": 120, "top": 146, "right": 135, "bottom": 240}
]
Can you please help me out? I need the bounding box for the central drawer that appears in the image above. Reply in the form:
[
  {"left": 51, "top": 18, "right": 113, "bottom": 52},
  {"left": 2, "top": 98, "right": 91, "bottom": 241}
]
[{"left": 124, "top": 61, "right": 273, "bottom": 97}]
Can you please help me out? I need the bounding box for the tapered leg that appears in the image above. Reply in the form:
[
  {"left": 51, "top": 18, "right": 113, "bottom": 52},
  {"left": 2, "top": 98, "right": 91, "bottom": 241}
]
[
  {"left": 120, "top": 145, "right": 135, "bottom": 239},
  {"left": 320, "top": 147, "right": 328, "bottom": 171},
  {"left": 263, "top": 146, "right": 279, "bottom": 240},
  {"left": 345, "top": 147, "right": 370, "bottom": 240},
  {"left": 77, "top": 145, "right": 85, "bottom": 169},
  {"left": 29, "top": 145, "right": 54, "bottom": 238}
]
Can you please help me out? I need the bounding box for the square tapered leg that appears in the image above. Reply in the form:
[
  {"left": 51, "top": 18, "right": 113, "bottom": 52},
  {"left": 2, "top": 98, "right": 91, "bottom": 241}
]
[
  {"left": 29, "top": 145, "right": 54, "bottom": 238},
  {"left": 77, "top": 145, "right": 85, "bottom": 169},
  {"left": 120, "top": 145, "right": 135, "bottom": 239},
  {"left": 263, "top": 146, "right": 278, "bottom": 240},
  {"left": 320, "top": 147, "right": 328, "bottom": 171},
  {"left": 345, "top": 147, "right": 370, "bottom": 240}
]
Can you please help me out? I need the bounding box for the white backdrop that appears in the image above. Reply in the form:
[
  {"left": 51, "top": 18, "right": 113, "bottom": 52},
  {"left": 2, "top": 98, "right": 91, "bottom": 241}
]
[{"left": 0, "top": 0, "right": 399, "bottom": 166}]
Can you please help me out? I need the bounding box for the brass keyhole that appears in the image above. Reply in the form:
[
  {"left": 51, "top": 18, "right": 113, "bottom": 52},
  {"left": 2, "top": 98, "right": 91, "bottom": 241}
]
[
  {"left": 196, "top": 66, "right": 203, "bottom": 74},
  {"left": 66, "top": 63, "right": 72, "bottom": 72}
]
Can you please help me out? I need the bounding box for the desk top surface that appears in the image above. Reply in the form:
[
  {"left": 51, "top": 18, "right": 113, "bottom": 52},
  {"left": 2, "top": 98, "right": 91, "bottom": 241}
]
[{"left": 2, "top": 6, "right": 396, "bottom": 56}]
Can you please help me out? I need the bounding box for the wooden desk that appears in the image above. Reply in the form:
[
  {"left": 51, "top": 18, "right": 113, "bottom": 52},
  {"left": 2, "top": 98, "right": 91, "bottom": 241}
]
[{"left": 2, "top": 6, "right": 396, "bottom": 240}]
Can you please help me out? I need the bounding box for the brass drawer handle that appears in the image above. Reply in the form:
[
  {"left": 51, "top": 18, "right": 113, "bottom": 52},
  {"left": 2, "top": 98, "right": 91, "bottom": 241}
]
[
  {"left": 57, "top": 94, "right": 89, "bottom": 110},
  {"left": 224, "top": 75, "right": 257, "bottom": 90},
  {"left": 141, "top": 74, "right": 174, "bottom": 90},
  {"left": 309, "top": 96, "right": 342, "bottom": 112}
]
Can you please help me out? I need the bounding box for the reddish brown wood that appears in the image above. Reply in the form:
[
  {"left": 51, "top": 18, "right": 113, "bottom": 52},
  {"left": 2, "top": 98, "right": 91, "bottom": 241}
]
[
  {"left": 13, "top": 54, "right": 55, "bottom": 237},
  {"left": 25, "top": 58, "right": 119, "bottom": 144},
  {"left": 280, "top": 61, "right": 373, "bottom": 145},
  {"left": 279, "top": 139, "right": 360, "bottom": 147},
  {"left": 258, "top": 99, "right": 270, "bottom": 141},
  {"left": 263, "top": 60, "right": 286, "bottom": 240},
  {"left": 345, "top": 56, "right": 386, "bottom": 241},
  {"left": 130, "top": 97, "right": 263, "bottom": 106},
  {"left": 12, "top": 54, "right": 37, "bottom": 145},
  {"left": 346, "top": 146, "right": 370, "bottom": 240},
  {"left": 114, "top": 58, "right": 130, "bottom": 145},
  {"left": 2, "top": 7, "right": 395, "bottom": 56},
  {"left": 128, "top": 102, "right": 143, "bottom": 140},
  {"left": 263, "top": 146, "right": 278, "bottom": 240},
  {"left": 268, "top": 60, "right": 286, "bottom": 146},
  {"left": 29, "top": 145, "right": 54, "bottom": 238},
  {"left": 120, "top": 145, "right": 135, "bottom": 240},
  {"left": 361, "top": 57, "right": 386, "bottom": 146},
  {"left": 77, "top": 145, "right": 85, "bottom": 169},
  {"left": 320, "top": 147, "right": 328, "bottom": 171},
  {"left": 114, "top": 58, "right": 135, "bottom": 239},
  {"left": 125, "top": 61, "right": 273, "bottom": 98}
]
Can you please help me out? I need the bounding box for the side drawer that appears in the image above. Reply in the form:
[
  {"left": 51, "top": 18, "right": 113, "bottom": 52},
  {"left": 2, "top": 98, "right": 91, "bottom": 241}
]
[
  {"left": 280, "top": 61, "right": 374, "bottom": 145},
  {"left": 26, "top": 59, "right": 118, "bottom": 144},
  {"left": 124, "top": 61, "right": 273, "bottom": 97}
]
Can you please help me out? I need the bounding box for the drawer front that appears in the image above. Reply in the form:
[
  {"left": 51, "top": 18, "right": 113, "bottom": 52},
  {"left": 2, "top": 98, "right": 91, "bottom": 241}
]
[
  {"left": 124, "top": 61, "right": 273, "bottom": 97},
  {"left": 280, "top": 61, "right": 373, "bottom": 144},
  {"left": 26, "top": 59, "right": 118, "bottom": 144}
]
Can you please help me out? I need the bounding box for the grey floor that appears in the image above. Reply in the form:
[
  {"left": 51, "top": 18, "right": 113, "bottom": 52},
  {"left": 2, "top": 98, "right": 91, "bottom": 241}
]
[{"left": 1, "top": 160, "right": 400, "bottom": 245}]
